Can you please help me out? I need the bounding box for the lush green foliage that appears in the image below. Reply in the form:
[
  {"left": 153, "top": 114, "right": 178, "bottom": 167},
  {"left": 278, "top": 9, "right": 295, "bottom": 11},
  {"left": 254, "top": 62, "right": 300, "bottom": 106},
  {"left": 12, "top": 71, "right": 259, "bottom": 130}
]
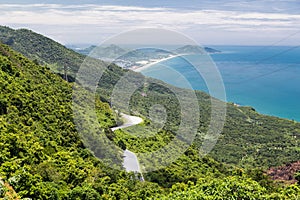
[
  {"left": 155, "top": 176, "right": 300, "bottom": 199},
  {"left": 0, "top": 26, "right": 300, "bottom": 199},
  {"left": 0, "top": 43, "right": 164, "bottom": 199},
  {"left": 111, "top": 71, "right": 300, "bottom": 169}
]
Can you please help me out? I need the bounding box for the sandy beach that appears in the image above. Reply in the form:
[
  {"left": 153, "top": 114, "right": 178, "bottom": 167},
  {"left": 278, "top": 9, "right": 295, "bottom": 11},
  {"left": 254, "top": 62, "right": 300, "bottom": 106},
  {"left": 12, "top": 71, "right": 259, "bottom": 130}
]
[{"left": 133, "top": 54, "right": 186, "bottom": 72}]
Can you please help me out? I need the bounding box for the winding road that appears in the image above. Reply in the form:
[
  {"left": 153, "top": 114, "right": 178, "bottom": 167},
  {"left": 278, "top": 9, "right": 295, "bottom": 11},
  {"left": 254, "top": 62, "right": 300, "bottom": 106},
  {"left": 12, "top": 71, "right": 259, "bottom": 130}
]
[
  {"left": 110, "top": 113, "right": 143, "bottom": 131},
  {"left": 110, "top": 113, "right": 144, "bottom": 181}
]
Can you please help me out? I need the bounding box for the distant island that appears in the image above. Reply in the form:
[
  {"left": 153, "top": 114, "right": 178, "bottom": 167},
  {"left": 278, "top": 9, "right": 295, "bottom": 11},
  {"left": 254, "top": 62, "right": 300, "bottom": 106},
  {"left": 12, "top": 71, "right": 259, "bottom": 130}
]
[
  {"left": 174, "top": 45, "right": 221, "bottom": 54},
  {"left": 204, "top": 47, "right": 222, "bottom": 53}
]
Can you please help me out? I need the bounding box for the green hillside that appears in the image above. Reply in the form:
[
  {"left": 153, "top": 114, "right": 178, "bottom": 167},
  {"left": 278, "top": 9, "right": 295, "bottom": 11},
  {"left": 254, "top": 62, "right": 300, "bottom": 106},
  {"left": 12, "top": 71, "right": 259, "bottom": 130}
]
[
  {"left": 2, "top": 42, "right": 297, "bottom": 199},
  {"left": 0, "top": 43, "right": 165, "bottom": 199},
  {"left": 0, "top": 26, "right": 300, "bottom": 199},
  {"left": 0, "top": 26, "right": 81, "bottom": 80},
  {"left": 1, "top": 26, "right": 300, "bottom": 168}
]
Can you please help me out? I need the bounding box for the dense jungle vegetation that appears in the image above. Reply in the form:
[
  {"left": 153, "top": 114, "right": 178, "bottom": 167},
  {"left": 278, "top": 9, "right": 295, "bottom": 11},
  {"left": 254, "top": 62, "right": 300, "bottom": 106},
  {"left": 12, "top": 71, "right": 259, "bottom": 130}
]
[{"left": 0, "top": 26, "right": 299, "bottom": 199}]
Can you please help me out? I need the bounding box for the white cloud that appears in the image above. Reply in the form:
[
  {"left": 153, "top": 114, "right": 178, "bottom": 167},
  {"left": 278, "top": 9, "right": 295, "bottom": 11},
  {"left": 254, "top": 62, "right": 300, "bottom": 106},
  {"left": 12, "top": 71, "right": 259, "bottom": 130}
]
[
  {"left": 1, "top": 4, "right": 299, "bottom": 45},
  {"left": 1, "top": 4, "right": 299, "bottom": 29}
]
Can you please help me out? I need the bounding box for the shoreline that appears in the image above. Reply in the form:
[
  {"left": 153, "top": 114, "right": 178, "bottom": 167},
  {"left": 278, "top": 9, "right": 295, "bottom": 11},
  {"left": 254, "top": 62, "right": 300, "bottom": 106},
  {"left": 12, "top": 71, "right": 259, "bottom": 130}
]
[{"left": 133, "top": 54, "right": 187, "bottom": 72}]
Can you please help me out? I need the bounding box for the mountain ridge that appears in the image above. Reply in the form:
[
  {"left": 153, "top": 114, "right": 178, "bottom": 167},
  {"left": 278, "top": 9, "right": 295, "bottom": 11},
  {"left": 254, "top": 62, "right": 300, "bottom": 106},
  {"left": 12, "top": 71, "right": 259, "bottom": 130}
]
[
  {"left": 0, "top": 26, "right": 300, "bottom": 199},
  {"left": 1, "top": 26, "right": 299, "bottom": 169}
]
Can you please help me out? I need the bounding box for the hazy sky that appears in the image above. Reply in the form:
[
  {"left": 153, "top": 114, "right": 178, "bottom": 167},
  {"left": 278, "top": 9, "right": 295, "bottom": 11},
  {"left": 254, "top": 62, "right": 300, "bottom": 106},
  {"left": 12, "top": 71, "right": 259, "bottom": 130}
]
[{"left": 0, "top": 0, "right": 299, "bottom": 45}]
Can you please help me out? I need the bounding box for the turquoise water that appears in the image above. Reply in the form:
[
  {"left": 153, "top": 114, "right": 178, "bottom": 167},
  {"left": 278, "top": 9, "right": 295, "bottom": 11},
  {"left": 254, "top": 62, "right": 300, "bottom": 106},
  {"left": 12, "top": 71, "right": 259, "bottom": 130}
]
[{"left": 139, "top": 46, "right": 300, "bottom": 121}]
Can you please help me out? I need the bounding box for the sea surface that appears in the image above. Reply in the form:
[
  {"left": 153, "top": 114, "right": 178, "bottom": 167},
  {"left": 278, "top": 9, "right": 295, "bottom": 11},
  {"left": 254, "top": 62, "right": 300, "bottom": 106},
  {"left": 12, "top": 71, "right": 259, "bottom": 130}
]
[{"left": 139, "top": 46, "right": 300, "bottom": 121}]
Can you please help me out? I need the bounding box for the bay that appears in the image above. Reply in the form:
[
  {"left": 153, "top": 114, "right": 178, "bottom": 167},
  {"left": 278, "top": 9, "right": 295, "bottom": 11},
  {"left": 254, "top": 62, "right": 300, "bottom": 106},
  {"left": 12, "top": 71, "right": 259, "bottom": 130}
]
[{"left": 139, "top": 46, "right": 300, "bottom": 121}]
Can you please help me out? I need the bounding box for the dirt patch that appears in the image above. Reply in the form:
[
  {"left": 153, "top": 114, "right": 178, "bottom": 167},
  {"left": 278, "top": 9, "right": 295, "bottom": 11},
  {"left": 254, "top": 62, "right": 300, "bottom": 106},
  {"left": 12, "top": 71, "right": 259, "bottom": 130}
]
[{"left": 267, "top": 161, "right": 300, "bottom": 184}]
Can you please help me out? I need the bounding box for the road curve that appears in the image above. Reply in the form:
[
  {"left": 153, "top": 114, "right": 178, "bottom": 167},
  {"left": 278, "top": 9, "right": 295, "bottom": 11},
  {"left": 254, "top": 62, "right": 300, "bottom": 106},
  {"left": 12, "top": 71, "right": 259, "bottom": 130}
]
[
  {"left": 110, "top": 113, "right": 143, "bottom": 131},
  {"left": 110, "top": 113, "right": 145, "bottom": 181}
]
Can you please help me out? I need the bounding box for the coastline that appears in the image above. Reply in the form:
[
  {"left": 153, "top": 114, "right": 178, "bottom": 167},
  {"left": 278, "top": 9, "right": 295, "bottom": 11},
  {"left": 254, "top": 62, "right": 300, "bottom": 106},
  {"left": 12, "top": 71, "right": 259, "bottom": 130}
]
[
  {"left": 133, "top": 54, "right": 187, "bottom": 72},
  {"left": 130, "top": 47, "right": 300, "bottom": 122}
]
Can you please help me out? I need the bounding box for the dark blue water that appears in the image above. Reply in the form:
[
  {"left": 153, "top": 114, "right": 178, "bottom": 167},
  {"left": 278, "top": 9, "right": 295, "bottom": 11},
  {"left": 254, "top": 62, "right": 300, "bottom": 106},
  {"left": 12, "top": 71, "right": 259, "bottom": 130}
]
[{"left": 140, "top": 46, "right": 300, "bottom": 121}]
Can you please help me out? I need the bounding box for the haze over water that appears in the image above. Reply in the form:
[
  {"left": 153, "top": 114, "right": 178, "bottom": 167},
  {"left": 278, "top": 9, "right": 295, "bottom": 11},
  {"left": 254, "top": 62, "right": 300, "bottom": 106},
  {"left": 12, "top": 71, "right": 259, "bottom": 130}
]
[{"left": 139, "top": 46, "right": 300, "bottom": 121}]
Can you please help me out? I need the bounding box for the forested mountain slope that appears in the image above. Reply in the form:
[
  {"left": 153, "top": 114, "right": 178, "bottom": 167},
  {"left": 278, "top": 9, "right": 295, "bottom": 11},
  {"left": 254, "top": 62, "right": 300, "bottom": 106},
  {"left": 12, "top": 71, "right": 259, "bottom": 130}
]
[
  {"left": 0, "top": 26, "right": 299, "bottom": 169},
  {"left": 2, "top": 42, "right": 298, "bottom": 199},
  {"left": 0, "top": 26, "right": 300, "bottom": 199},
  {"left": 0, "top": 43, "right": 165, "bottom": 199}
]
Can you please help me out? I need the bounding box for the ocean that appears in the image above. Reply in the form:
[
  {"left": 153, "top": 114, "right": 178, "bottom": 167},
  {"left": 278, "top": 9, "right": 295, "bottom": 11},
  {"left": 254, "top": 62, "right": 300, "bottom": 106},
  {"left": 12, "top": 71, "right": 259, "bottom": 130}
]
[{"left": 138, "top": 46, "right": 300, "bottom": 121}]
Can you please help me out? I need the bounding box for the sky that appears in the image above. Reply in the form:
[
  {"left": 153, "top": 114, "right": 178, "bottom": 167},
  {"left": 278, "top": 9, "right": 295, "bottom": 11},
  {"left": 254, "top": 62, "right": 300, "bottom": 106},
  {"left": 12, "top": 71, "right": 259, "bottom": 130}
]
[{"left": 0, "top": 0, "right": 300, "bottom": 46}]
